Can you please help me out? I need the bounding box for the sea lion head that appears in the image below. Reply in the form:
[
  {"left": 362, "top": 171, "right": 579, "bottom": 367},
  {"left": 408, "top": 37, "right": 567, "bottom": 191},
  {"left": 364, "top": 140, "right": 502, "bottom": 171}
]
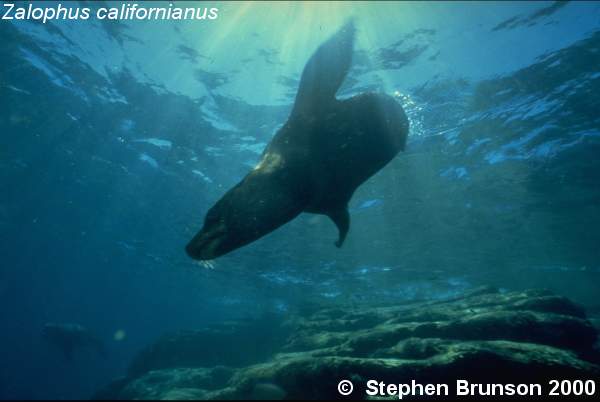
[
  {"left": 185, "top": 203, "right": 231, "bottom": 260},
  {"left": 186, "top": 168, "right": 306, "bottom": 261},
  {"left": 43, "top": 323, "right": 84, "bottom": 339}
]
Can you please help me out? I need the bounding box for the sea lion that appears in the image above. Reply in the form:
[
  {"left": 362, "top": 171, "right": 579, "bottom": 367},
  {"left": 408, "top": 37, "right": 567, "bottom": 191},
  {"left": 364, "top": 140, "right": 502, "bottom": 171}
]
[
  {"left": 42, "top": 323, "right": 105, "bottom": 361},
  {"left": 186, "top": 21, "right": 409, "bottom": 260}
]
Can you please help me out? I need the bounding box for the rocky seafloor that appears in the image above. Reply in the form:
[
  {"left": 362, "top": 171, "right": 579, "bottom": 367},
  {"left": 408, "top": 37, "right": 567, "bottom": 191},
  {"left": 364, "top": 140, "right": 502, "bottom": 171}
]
[{"left": 95, "top": 287, "right": 600, "bottom": 400}]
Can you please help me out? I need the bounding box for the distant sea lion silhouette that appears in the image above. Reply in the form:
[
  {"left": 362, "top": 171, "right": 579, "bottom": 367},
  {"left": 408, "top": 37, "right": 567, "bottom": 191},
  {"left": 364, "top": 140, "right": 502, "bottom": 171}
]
[
  {"left": 186, "top": 21, "right": 409, "bottom": 260},
  {"left": 42, "top": 323, "right": 106, "bottom": 361}
]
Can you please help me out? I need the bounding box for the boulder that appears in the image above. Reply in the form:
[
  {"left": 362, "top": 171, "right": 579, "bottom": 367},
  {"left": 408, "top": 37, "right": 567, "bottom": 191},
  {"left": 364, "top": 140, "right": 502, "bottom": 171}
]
[
  {"left": 95, "top": 287, "right": 600, "bottom": 400},
  {"left": 127, "top": 314, "right": 290, "bottom": 377}
]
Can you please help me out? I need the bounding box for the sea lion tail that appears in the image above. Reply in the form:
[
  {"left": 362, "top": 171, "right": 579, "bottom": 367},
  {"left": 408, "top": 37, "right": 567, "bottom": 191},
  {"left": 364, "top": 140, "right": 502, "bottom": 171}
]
[{"left": 291, "top": 20, "right": 355, "bottom": 117}]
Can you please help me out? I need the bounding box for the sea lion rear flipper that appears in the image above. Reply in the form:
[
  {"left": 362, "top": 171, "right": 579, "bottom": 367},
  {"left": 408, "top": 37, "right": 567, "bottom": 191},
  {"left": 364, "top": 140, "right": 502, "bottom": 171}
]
[
  {"left": 291, "top": 21, "right": 355, "bottom": 117},
  {"left": 328, "top": 208, "right": 350, "bottom": 248}
]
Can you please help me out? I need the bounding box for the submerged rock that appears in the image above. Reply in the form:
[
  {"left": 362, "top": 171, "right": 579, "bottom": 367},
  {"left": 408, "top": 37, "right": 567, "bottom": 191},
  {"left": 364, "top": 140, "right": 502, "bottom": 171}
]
[
  {"left": 95, "top": 287, "right": 600, "bottom": 400},
  {"left": 127, "top": 314, "right": 290, "bottom": 378}
]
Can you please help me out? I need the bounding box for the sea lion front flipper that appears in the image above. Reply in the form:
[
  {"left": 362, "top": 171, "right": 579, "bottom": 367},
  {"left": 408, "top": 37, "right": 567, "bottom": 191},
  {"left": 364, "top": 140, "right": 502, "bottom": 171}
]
[
  {"left": 291, "top": 20, "right": 355, "bottom": 117},
  {"left": 328, "top": 207, "right": 350, "bottom": 248}
]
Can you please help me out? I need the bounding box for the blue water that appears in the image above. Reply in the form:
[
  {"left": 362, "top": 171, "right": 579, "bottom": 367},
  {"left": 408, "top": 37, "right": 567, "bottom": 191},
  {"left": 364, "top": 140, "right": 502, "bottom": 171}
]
[{"left": 1, "top": 1, "right": 599, "bottom": 399}]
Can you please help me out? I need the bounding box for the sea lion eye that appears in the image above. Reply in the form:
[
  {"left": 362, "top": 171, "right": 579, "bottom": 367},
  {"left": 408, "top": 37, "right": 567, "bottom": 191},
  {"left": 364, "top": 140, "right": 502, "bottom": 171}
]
[{"left": 205, "top": 208, "right": 219, "bottom": 225}]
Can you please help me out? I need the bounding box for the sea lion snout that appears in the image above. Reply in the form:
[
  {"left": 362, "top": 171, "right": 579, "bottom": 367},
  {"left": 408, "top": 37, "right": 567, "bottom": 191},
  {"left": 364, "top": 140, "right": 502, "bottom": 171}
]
[{"left": 185, "top": 220, "right": 227, "bottom": 260}]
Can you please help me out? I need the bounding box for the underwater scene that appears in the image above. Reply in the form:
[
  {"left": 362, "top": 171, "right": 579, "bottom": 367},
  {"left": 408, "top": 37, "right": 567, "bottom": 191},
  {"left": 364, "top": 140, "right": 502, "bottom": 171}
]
[{"left": 1, "top": 0, "right": 600, "bottom": 400}]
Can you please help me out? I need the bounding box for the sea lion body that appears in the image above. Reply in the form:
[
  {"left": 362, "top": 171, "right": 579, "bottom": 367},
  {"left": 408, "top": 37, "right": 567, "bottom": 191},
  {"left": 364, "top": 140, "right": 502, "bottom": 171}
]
[
  {"left": 186, "top": 22, "right": 409, "bottom": 260},
  {"left": 42, "top": 323, "right": 105, "bottom": 360}
]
